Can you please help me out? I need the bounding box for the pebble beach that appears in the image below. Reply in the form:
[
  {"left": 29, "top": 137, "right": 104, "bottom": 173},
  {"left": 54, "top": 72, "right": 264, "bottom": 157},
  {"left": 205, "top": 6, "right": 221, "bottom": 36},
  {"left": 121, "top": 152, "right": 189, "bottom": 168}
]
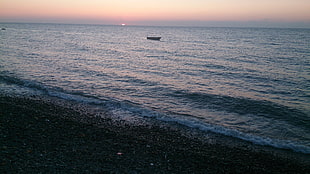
[{"left": 1, "top": 94, "right": 309, "bottom": 173}]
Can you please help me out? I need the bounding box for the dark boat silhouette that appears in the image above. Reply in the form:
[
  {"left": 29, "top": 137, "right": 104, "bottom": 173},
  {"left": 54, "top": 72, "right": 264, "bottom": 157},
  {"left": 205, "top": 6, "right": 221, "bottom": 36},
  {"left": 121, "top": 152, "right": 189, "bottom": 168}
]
[{"left": 147, "top": 36, "right": 161, "bottom": 41}]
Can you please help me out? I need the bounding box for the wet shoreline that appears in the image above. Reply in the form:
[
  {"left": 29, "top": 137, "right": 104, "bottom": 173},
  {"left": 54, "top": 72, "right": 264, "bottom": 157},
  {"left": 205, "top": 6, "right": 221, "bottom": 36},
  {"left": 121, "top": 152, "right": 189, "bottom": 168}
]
[{"left": 1, "top": 94, "right": 309, "bottom": 173}]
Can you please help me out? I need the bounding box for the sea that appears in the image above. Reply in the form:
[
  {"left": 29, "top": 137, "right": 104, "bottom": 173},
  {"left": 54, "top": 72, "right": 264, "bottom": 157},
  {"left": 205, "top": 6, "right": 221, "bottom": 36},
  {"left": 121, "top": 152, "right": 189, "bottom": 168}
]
[{"left": 0, "top": 23, "right": 309, "bottom": 154}]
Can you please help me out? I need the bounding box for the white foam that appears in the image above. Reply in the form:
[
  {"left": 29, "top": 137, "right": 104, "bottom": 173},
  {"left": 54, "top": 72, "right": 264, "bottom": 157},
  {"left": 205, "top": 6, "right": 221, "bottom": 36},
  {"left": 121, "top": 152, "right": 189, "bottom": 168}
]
[
  {"left": 42, "top": 90, "right": 310, "bottom": 154},
  {"left": 106, "top": 99, "right": 310, "bottom": 154},
  {"left": 47, "top": 91, "right": 103, "bottom": 105},
  {"left": 157, "top": 115, "right": 310, "bottom": 154}
]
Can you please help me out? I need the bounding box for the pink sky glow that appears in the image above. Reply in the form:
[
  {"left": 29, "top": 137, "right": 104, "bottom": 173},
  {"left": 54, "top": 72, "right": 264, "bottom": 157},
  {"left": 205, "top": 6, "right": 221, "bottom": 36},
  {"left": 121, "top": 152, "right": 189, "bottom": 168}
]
[{"left": 1, "top": 0, "right": 310, "bottom": 27}]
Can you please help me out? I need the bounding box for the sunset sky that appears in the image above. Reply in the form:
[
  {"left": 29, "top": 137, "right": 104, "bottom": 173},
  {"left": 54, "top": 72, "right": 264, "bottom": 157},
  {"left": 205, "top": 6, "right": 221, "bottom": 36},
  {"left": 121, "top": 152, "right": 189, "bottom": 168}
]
[{"left": 1, "top": 0, "right": 310, "bottom": 27}]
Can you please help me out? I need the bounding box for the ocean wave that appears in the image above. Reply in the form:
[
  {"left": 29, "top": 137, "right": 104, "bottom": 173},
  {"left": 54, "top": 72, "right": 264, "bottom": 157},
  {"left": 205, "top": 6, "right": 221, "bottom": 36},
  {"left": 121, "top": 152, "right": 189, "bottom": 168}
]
[
  {"left": 95, "top": 96, "right": 310, "bottom": 154},
  {"left": 1, "top": 72, "right": 309, "bottom": 154},
  {"left": 170, "top": 90, "right": 310, "bottom": 129},
  {"left": 0, "top": 72, "right": 48, "bottom": 93},
  {"left": 158, "top": 116, "right": 310, "bottom": 154}
]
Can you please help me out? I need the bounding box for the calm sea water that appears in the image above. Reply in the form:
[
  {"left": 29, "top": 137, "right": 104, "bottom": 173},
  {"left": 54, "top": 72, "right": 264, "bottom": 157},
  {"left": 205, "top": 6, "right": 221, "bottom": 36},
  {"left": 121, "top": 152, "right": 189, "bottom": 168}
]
[{"left": 1, "top": 23, "right": 309, "bottom": 153}]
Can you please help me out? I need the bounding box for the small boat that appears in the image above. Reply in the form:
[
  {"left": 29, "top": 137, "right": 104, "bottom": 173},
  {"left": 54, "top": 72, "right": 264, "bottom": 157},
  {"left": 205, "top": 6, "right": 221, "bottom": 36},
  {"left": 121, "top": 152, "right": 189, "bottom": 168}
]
[
  {"left": 1, "top": 28, "right": 6, "bottom": 30},
  {"left": 147, "top": 36, "right": 161, "bottom": 41}
]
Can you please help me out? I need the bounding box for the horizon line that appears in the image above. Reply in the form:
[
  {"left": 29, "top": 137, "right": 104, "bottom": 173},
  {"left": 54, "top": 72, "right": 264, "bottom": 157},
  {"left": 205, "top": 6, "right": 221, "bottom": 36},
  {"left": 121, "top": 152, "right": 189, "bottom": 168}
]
[{"left": 1, "top": 20, "right": 310, "bottom": 29}]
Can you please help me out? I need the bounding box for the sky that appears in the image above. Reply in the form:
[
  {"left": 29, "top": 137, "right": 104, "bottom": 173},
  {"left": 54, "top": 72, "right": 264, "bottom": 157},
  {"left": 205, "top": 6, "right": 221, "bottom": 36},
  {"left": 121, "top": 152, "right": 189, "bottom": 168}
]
[{"left": 1, "top": 0, "right": 310, "bottom": 27}]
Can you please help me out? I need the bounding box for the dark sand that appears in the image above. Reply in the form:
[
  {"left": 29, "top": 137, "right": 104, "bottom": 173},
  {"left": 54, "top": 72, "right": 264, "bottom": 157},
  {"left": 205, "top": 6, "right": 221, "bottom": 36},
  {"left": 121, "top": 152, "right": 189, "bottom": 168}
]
[{"left": 1, "top": 94, "right": 309, "bottom": 173}]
